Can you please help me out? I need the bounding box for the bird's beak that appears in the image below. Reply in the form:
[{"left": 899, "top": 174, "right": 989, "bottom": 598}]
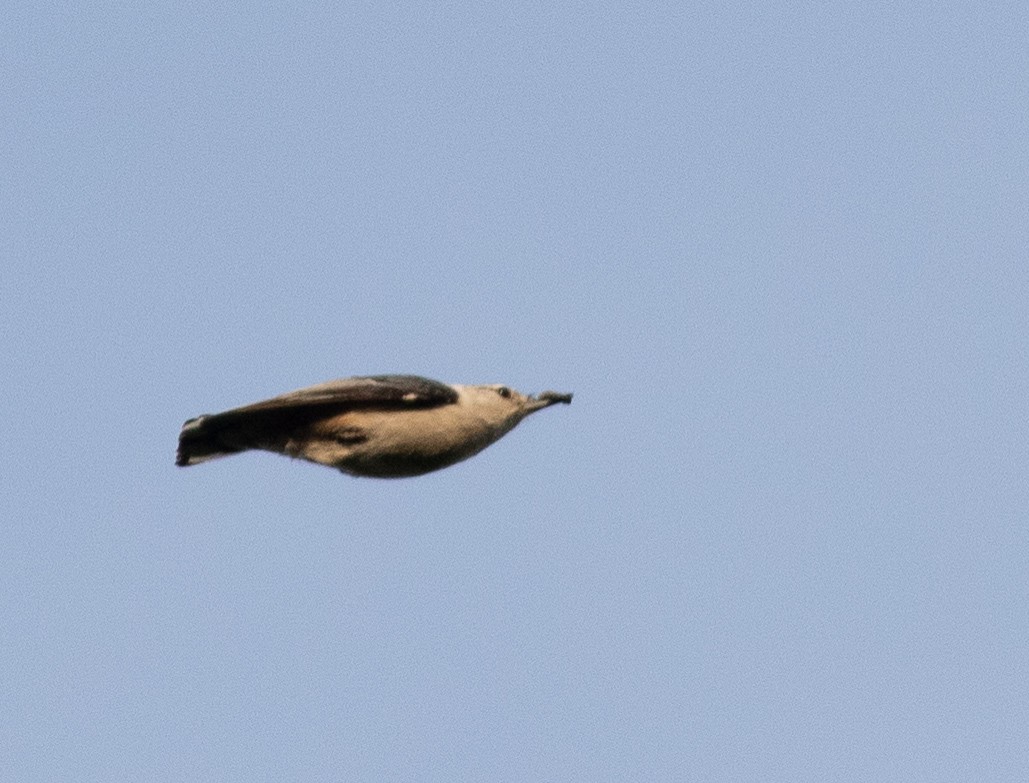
[{"left": 527, "top": 390, "right": 573, "bottom": 411}]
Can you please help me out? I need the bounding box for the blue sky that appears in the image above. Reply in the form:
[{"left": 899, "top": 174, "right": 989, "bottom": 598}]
[{"left": 3, "top": 1, "right": 1028, "bottom": 780}]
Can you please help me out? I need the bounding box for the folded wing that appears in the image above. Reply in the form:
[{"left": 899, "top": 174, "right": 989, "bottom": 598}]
[{"left": 176, "top": 375, "right": 457, "bottom": 466}]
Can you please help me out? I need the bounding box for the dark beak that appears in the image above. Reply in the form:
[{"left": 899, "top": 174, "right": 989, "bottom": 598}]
[{"left": 528, "top": 390, "right": 573, "bottom": 411}]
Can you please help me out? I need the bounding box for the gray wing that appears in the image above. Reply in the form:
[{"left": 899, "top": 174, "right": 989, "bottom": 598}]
[
  {"left": 231, "top": 374, "right": 457, "bottom": 411},
  {"left": 176, "top": 375, "right": 457, "bottom": 466}
]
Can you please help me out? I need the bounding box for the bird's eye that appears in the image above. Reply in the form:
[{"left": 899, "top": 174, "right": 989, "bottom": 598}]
[{"left": 497, "top": 386, "right": 512, "bottom": 398}]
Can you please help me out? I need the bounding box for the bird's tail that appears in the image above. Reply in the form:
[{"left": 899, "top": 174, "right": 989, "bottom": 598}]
[{"left": 175, "top": 416, "right": 243, "bottom": 466}]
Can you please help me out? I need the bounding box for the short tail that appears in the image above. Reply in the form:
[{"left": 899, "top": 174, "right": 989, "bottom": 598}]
[{"left": 176, "top": 415, "right": 243, "bottom": 466}]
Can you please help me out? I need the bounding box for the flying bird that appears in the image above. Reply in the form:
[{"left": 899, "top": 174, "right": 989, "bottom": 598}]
[{"left": 176, "top": 374, "right": 572, "bottom": 478}]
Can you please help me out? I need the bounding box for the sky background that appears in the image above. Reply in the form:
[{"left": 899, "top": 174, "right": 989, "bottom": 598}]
[{"left": 3, "top": 1, "right": 1028, "bottom": 780}]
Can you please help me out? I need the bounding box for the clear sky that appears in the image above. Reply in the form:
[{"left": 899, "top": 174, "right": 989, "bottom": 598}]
[{"left": 3, "top": 1, "right": 1027, "bottom": 780}]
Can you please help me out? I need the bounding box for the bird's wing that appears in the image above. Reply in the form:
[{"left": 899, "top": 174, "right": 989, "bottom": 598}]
[
  {"left": 176, "top": 375, "right": 457, "bottom": 466},
  {"left": 231, "top": 374, "right": 459, "bottom": 412}
]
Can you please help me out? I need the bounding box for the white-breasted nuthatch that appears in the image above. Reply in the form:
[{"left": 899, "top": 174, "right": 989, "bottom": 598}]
[{"left": 176, "top": 374, "right": 572, "bottom": 478}]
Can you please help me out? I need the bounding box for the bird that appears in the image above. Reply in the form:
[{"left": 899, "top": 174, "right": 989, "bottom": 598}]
[{"left": 176, "top": 374, "right": 572, "bottom": 478}]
